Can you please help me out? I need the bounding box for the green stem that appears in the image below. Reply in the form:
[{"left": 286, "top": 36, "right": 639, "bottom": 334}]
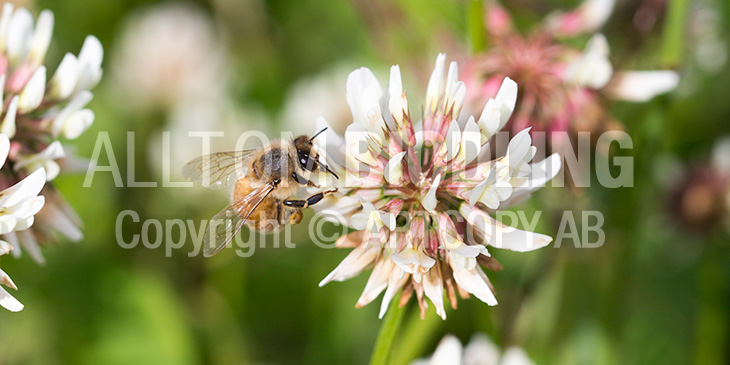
[
  {"left": 390, "top": 306, "right": 443, "bottom": 365},
  {"left": 661, "top": 0, "right": 689, "bottom": 68},
  {"left": 369, "top": 300, "right": 408, "bottom": 365},
  {"left": 467, "top": 0, "right": 486, "bottom": 53}
]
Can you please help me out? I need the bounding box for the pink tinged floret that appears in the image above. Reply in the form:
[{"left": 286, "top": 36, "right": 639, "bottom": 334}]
[
  {"left": 486, "top": 3, "right": 513, "bottom": 36},
  {"left": 0, "top": 55, "right": 7, "bottom": 79},
  {"left": 7, "top": 64, "right": 34, "bottom": 93},
  {"left": 381, "top": 198, "right": 404, "bottom": 215},
  {"left": 556, "top": 13, "right": 583, "bottom": 36}
]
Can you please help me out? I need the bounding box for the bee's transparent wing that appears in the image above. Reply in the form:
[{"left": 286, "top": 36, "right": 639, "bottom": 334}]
[
  {"left": 202, "top": 182, "right": 276, "bottom": 257},
  {"left": 182, "top": 151, "right": 256, "bottom": 190}
]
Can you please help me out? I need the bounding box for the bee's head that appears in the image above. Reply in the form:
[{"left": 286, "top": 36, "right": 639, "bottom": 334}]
[{"left": 293, "top": 128, "right": 339, "bottom": 179}]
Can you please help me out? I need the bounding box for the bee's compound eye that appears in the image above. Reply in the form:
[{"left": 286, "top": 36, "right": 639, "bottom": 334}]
[{"left": 297, "top": 149, "right": 315, "bottom": 171}]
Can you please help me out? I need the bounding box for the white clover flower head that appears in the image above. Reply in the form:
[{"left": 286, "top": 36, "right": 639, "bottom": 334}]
[
  {"left": 315, "top": 54, "right": 562, "bottom": 319},
  {"left": 0, "top": 5, "right": 102, "bottom": 269}
]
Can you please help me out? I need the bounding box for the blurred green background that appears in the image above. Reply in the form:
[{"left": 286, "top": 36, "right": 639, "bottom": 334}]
[{"left": 0, "top": 0, "right": 729, "bottom": 364}]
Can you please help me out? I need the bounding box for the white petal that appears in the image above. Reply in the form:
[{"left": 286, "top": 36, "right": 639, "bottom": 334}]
[
  {"left": 1, "top": 96, "right": 18, "bottom": 138},
  {"left": 500, "top": 347, "right": 535, "bottom": 365},
  {"left": 18, "top": 66, "right": 46, "bottom": 113},
  {"left": 0, "top": 240, "right": 11, "bottom": 255},
  {"left": 422, "top": 269, "right": 446, "bottom": 320},
  {"left": 477, "top": 98, "right": 501, "bottom": 139},
  {"left": 451, "top": 265, "right": 497, "bottom": 306},
  {"left": 463, "top": 334, "right": 501, "bottom": 365},
  {"left": 76, "top": 35, "right": 104, "bottom": 92},
  {"left": 425, "top": 53, "right": 446, "bottom": 113},
  {"left": 14, "top": 142, "right": 64, "bottom": 179},
  {"left": 361, "top": 86, "right": 386, "bottom": 134},
  {"left": 506, "top": 128, "right": 533, "bottom": 169},
  {"left": 429, "top": 335, "right": 463, "bottom": 364},
  {"left": 0, "top": 168, "right": 45, "bottom": 208},
  {"left": 48, "top": 53, "right": 80, "bottom": 99},
  {"left": 607, "top": 71, "right": 679, "bottom": 102},
  {"left": 346, "top": 67, "right": 382, "bottom": 127},
  {"left": 377, "top": 211, "right": 396, "bottom": 231},
  {"left": 52, "top": 90, "right": 93, "bottom": 137},
  {"left": 503, "top": 153, "right": 562, "bottom": 208},
  {"left": 460, "top": 204, "right": 553, "bottom": 252},
  {"left": 0, "top": 133, "right": 9, "bottom": 167},
  {"left": 565, "top": 34, "right": 613, "bottom": 89},
  {"left": 10, "top": 196, "right": 45, "bottom": 222},
  {"left": 575, "top": 0, "right": 616, "bottom": 34},
  {"left": 443, "top": 61, "right": 459, "bottom": 105},
  {"left": 384, "top": 151, "right": 406, "bottom": 184},
  {"left": 391, "top": 245, "right": 436, "bottom": 278},
  {"left": 378, "top": 267, "right": 409, "bottom": 318},
  {"left": 5, "top": 7, "right": 33, "bottom": 65},
  {"left": 494, "top": 77, "right": 518, "bottom": 129},
  {"left": 357, "top": 255, "right": 395, "bottom": 307},
  {"left": 0, "top": 73, "right": 4, "bottom": 106},
  {"left": 449, "top": 81, "right": 466, "bottom": 117},
  {"left": 318, "top": 244, "right": 380, "bottom": 287},
  {"left": 388, "top": 65, "right": 402, "bottom": 98},
  {"left": 350, "top": 212, "right": 370, "bottom": 231},
  {"left": 27, "top": 10, "right": 53, "bottom": 65},
  {"left": 469, "top": 178, "right": 489, "bottom": 207},
  {"left": 461, "top": 117, "right": 482, "bottom": 165},
  {"left": 344, "top": 123, "right": 379, "bottom": 167},
  {"left": 0, "top": 286, "right": 23, "bottom": 312},
  {"left": 61, "top": 109, "right": 94, "bottom": 139},
  {"left": 444, "top": 120, "right": 461, "bottom": 161},
  {"left": 421, "top": 174, "right": 442, "bottom": 212},
  {"left": 0, "top": 4, "right": 15, "bottom": 53}
]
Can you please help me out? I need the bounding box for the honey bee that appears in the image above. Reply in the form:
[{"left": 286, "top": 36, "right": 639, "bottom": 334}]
[{"left": 182, "top": 128, "right": 339, "bottom": 257}]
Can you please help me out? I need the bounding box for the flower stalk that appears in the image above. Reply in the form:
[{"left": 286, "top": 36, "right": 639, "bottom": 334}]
[
  {"left": 661, "top": 0, "right": 690, "bottom": 68},
  {"left": 467, "top": 0, "right": 486, "bottom": 53},
  {"left": 369, "top": 296, "right": 408, "bottom": 365}
]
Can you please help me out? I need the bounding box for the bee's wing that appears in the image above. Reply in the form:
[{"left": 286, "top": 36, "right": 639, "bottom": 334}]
[
  {"left": 202, "top": 181, "right": 277, "bottom": 257},
  {"left": 182, "top": 150, "right": 257, "bottom": 190}
]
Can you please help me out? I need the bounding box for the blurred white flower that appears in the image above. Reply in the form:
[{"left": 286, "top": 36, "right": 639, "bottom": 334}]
[
  {"left": 411, "top": 333, "right": 534, "bottom": 365},
  {"left": 112, "top": 2, "right": 229, "bottom": 110},
  {"left": 0, "top": 134, "right": 46, "bottom": 312},
  {"left": 148, "top": 97, "right": 272, "bottom": 184},
  {"left": 0, "top": 4, "right": 102, "bottom": 264},
  {"left": 280, "top": 65, "right": 356, "bottom": 136}
]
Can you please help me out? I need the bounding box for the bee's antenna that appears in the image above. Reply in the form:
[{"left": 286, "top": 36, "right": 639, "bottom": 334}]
[
  {"left": 322, "top": 163, "right": 340, "bottom": 180},
  {"left": 309, "top": 127, "right": 328, "bottom": 142}
]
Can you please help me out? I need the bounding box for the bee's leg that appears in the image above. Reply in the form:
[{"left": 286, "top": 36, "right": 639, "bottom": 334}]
[
  {"left": 283, "top": 188, "right": 338, "bottom": 209},
  {"left": 293, "top": 172, "right": 321, "bottom": 189}
]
